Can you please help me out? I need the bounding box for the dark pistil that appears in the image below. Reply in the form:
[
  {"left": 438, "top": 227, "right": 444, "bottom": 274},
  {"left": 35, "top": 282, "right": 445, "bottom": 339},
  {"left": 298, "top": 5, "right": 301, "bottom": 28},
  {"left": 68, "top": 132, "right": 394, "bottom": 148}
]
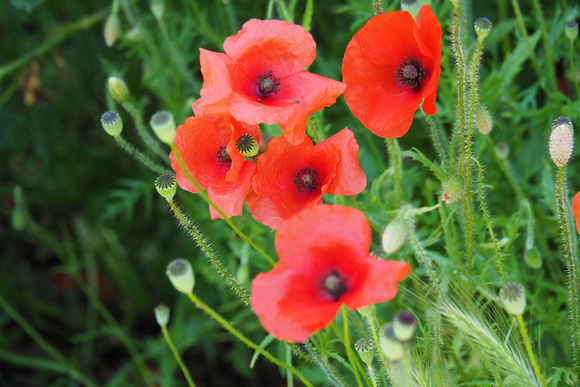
[
  {"left": 216, "top": 146, "right": 232, "bottom": 166},
  {"left": 294, "top": 166, "right": 320, "bottom": 194},
  {"left": 396, "top": 57, "right": 426, "bottom": 90},
  {"left": 318, "top": 269, "right": 348, "bottom": 302},
  {"left": 255, "top": 70, "right": 281, "bottom": 99}
]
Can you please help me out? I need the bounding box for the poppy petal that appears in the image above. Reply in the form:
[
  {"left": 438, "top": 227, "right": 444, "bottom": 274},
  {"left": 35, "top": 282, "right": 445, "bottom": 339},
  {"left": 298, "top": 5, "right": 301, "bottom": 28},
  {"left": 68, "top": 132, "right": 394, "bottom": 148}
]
[
  {"left": 573, "top": 191, "right": 580, "bottom": 235},
  {"left": 207, "top": 161, "right": 257, "bottom": 219}
]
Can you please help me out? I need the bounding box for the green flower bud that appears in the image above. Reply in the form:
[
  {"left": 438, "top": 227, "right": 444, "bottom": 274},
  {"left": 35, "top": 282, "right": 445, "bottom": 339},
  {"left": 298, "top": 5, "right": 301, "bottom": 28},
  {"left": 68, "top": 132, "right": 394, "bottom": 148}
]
[
  {"left": 154, "top": 304, "right": 170, "bottom": 327},
  {"left": 566, "top": 21, "right": 578, "bottom": 41},
  {"left": 235, "top": 133, "right": 259, "bottom": 157},
  {"left": 381, "top": 217, "right": 407, "bottom": 254},
  {"left": 524, "top": 247, "right": 542, "bottom": 269},
  {"left": 150, "top": 0, "right": 165, "bottom": 20},
  {"left": 379, "top": 323, "right": 404, "bottom": 361},
  {"left": 150, "top": 111, "right": 176, "bottom": 145},
  {"left": 108, "top": 76, "right": 130, "bottom": 104},
  {"left": 499, "top": 282, "right": 526, "bottom": 316},
  {"left": 475, "top": 104, "right": 493, "bottom": 135},
  {"left": 166, "top": 259, "right": 195, "bottom": 294},
  {"left": 401, "top": 0, "right": 420, "bottom": 20},
  {"left": 495, "top": 142, "right": 509, "bottom": 160},
  {"left": 357, "top": 305, "right": 374, "bottom": 317},
  {"left": 125, "top": 26, "right": 143, "bottom": 43},
  {"left": 549, "top": 116, "right": 574, "bottom": 167},
  {"left": 393, "top": 312, "right": 418, "bottom": 342},
  {"left": 441, "top": 177, "right": 464, "bottom": 204},
  {"left": 474, "top": 18, "right": 492, "bottom": 40},
  {"left": 104, "top": 13, "right": 121, "bottom": 47},
  {"left": 100, "top": 111, "right": 123, "bottom": 137},
  {"left": 155, "top": 174, "right": 177, "bottom": 200},
  {"left": 354, "top": 338, "right": 375, "bottom": 364}
]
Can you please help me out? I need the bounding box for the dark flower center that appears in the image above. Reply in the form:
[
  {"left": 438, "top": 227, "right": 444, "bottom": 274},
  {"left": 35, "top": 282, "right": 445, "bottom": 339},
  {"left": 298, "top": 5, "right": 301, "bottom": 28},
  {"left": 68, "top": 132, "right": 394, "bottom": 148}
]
[
  {"left": 216, "top": 146, "right": 231, "bottom": 166},
  {"left": 255, "top": 70, "right": 281, "bottom": 99},
  {"left": 396, "top": 57, "right": 426, "bottom": 90},
  {"left": 318, "top": 269, "right": 348, "bottom": 302},
  {"left": 236, "top": 133, "right": 256, "bottom": 155},
  {"left": 294, "top": 166, "right": 320, "bottom": 194}
]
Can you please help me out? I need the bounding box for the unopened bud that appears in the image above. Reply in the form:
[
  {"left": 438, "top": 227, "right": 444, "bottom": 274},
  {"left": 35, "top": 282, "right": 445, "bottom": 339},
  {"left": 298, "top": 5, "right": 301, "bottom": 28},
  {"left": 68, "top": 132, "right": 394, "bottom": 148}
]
[
  {"left": 354, "top": 338, "right": 375, "bottom": 364},
  {"left": 495, "top": 142, "right": 509, "bottom": 160},
  {"left": 401, "top": 0, "right": 420, "bottom": 20},
  {"left": 104, "top": 13, "right": 121, "bottom": 47},
  {"left": 357, "top": 305, "right": 373, "bottom": 317},
  {"left": 566, "top": 21, "right": 578, "bottom": 41},
  {"left": 150, "top": 111, "right": 176, "bottom": 145},
  {"left": 154, "top": 304, "right": 170, "bottom": 327},
  {"left": 100, "top": 111, "right": 123, "bottom": 137},
  {"left": 475, "top": 104, "right": 493, "bottom": 135},
  {"left": 393, "top": 312, "right": 418, "bottom": 341},
  {"left": 381, "top": 217, "right": 407, "bottom": 254},
  {"left": 548, "top": 116, "right": 574, "bottom": 167},
  {"left": 474, "top": 18, "right": 492, "bottom": 40},
  {"left": 150, "top": 0, "right": 165, "bottom": 20},
  {"left": 441, "top": 177, "right": 464, "bottom": 204},
  {"left": 125, "top": 26, "right": 143, "bottom": 43},
  {"left": 524, "top": 247, "right": 542, "bottom": 269},
  {"left": 108, "top": 77, "right": 130, "bottom": 104},
  {"left": 499, "top": 282, "right": 526, "bottom": 316},
  {"left": 166, "top": 259, "right": 195, "bottom": 294},
  {"left": 155, "top": 174, "right": 176, "bottom": 200},
  {"left": 379, "top": 323, "right": 403, "bottom": 361}
]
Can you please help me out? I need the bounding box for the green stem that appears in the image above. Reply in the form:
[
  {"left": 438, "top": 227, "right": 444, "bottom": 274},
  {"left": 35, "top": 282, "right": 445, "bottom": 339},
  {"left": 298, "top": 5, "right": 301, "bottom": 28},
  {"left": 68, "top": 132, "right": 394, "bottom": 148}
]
[
  {"left": 286, "top": 344, "right": 294, "bottom": 387},
  {"left": 167, "top": 198, "right": 251, "bottom": 305},
  {"left": 275, "top": 0, "right": 292, "bottom": 22},
  {"left": 170, "top": 145, "right": 276, "bottom": 266},
  {"left": 304, "top": 340, "right": 347, "bottom": 387},
  {"left": 122, "top": 101, "right": 169, "bottom": 163},
  {"left": 530, "top": 0, "right": 558, "bottom": 92},
  {"left": 556, "top": 167, "right": 580, "bottom": 367},
  {"left": 114, "top": 136, "right": 169, "bottom": 174},
  {"left": 161, "top": 326, "right": 196, "bottom": 387},
  {"left": 510, "top": 0, "right": 543, "bottom": 79},
  {"left": 424, "top": 114, "right": 449, "bottom": 173},
  {"left": 368, "top": 313, "right": 395, "bottom": 384},
  {"left": 516, "top": 315, "right": 547, "bottom": 387},
  {"left": 387, "top": 139, "right": 402, "bottom": 207},
  {"left": 368, "top": 363, "right": 378, "bottom": 387},
  {"left": 339, "top": 307, "right": 364, "bottom": 387},
  {"left": 186, "top": 293, "right": 314, "bottom": 387},
  {"left": 570, "top": 40, "right": 580, "bottom": 98},
  {"left": 0, "top": 294, "right": 98, "bottom": 387},
  {"left": 373, "top": 0, "right": 382, "bottom": 15},
  {"left": 155, "top": 17, "right": 196, "bottom": 91}
]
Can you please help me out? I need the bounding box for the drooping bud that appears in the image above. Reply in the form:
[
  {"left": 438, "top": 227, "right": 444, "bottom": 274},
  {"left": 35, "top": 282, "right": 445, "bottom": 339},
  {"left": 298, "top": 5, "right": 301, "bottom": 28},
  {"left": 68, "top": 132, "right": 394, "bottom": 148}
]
[
  {"left": 155, "top": 174, "right": 177, "bottom": 200},
  {"left": 381, "top": 217, "right": 407, "bottom": 254},
  {"left": 441, "top": 177, "right": 464, "bottom": 204},
  {"left": 379, "top": 323, "right": 404, "bottom": 361},
  {"left": 150, "top": 0, "right": 165, "bottom": 20},
  {"left": 357, "top": 305, "right": 373, "bottom": 317},
  {"left": 474, "top": 18, "right": 492, "bottom": 40},
  {"left": 235, "top": 133, "right": 259, "bottom": 157},
  {"left": 104, "top": 13, "right": 121, "bottom": 47},
  {"left": 495, "top": 142, "right": 509, "bottom": 160},
  {"left": 108, "top": 76, "right": 130, "bottom": 104},
  {"left": 524, "top": 247, "right": 542, "bottom": 269},
  {"left": 475, "top": 104, "right": 493, "bottom": 135},
  {"left": 566, "top": 21, "right": 578, "bottom": 41},
  {"left": 154, "top": 304, "right": 170, "bottom": 327},
  {"left": 499, "top": 282, "right": 526, "bottom": 316},
  {"left": 100, "top": 111, "right": 123, "bottom": 137},
  {"left": 400, "top": 0, "right": 420, "bottom": 20},
  {"left": 150, "top": 111, "right": 176, "bottom": 145},
  {"left": 166, "top": 259, "right": 195, "bottom": 294},
  {"left": 354, "top": 338, "right": 375, "bottom": 365},
  {"left": 393, "top": 312, "right": 418, "bottom": 342},
  {"left": 125, "top": 26, "right": 143, "bottom": 43},
  {"left": 548, "top": 116, "right": 574, "bottom": 167}
]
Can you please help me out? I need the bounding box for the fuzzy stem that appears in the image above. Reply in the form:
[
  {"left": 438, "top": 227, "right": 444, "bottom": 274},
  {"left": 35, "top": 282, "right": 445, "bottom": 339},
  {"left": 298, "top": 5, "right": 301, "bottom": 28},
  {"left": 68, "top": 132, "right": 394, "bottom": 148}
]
[
  {"left": 368, "top": 363, "right": 378, "bottom": 387},
  {"left": 341, "top": 306, "right": 364, "bottom": 387},
  {"left": 167, "top": 198, "right": 251, "bottom": 305},
  {"left": 510, "top": 0, "right": 543, "bottom": 78},
  {"left": 170, "top": 145, "right": 276, "bottom": 266},
  {"left": 570, "top": 39, "right": 580, "bottom": 98},
  {"left": 556, "top": 167, "right": 580, "bottom": 367},
  {"left": 473, "top": 157, "right": 507, "bottom": 285},
  {"left": 0, "top": 294, "right": 98, "bottom": 387},
  {"left": 304, "top": 340, "right": 347, "bottom": 387},
  {"left": 515, "top": 315, "right": 547, "bottom": 387},
  {"left": 387, "top": 139, "right": 403, "bottom": 207},
  {"left": 424, "top": 114, "right": 449, "bottom": 173},
  {"left": 186, "top": 292, "right": 314, "bottom": 387},
  {"left": 122, "top": 101, "right": 170, "bottom": 163},
  {"left": 286, "top": 344, "right": 294, "bottom": 387},
  {"left": 161, "top": 326, "right": 196, "bottom": 387},
  {"left": 115, "top": 135, "right": 170, "bottom": 174},
  {"left": 368, "top": 313, "right": 393, "bottom": 382},
  {"left": 530, "top": 0, "right": 558, "bottom": 92},
  {"left": 372, "top": 0, "right": 382, "bottom": 15}
]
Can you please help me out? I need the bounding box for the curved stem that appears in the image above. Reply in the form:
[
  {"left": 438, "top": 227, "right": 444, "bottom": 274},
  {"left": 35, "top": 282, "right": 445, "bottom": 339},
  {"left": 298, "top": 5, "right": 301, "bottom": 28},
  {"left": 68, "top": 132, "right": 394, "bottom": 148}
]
[
  {"left": 515, "top": 315, "right": 547, "bottom": 387},
  {"left": 387, "top": 139, "right": 402, "bottom": 207},
  {"left": 186, "top": 292, "right": 314, "bottom": 387},
  {"left": 122, "top": 101, "right": 170, "bottom": 164},
  {"left": 161, "top": 326, "right": 196, "bottom": 387},
  {"left": 115, "top": 136, "right": 170, "bottom": 174}
]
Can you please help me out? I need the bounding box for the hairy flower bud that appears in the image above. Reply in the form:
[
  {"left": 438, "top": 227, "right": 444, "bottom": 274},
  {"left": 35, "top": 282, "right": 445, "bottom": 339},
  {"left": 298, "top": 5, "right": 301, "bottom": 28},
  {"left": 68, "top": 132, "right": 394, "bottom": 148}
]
[
  {"left": 108, "top": 77, "right": 130, "bottom": 104},
  {"left": 500, "top": 282, "right": 526, "bottom": 316},
  {"left": 381, "top": 217, "right": 407, "bottom": 254},
  {"left": 155, "top": 174, "right": 177, "bottom": 200},
  {"left": 475, "top": 104, "right": 493, "bottom": 135},
  {"left": 548, "top": 116, "right": 574, "bottom": 167},
  {"left": 474, "top": 18, "right": 492, "bottom": 40},
  {"left": 150, "top": 110, "right": 176, "bottom": 145},
  {"left": 100, "top": 111, "right": 123, "bottom": 137},
  {"left": 354, "top": 338, "right": 375, "bottom": 364},
  {"left": 104, "top": 13, "right": 121, "bottom": 47},
  {"left": 166, "top": 259, "right": 195, "bottom": 294},
  {"left": 441, "top": 177, "right": 464, "bottom": 204},
  {"left": 524, "top": 247, "right": 542, "bottom": 269},
  {"left": 566, "top": 21, "right": 578, "bottom": 41},
  {"left": 154, "top": 304, "right": 170, "bottom": 327}
]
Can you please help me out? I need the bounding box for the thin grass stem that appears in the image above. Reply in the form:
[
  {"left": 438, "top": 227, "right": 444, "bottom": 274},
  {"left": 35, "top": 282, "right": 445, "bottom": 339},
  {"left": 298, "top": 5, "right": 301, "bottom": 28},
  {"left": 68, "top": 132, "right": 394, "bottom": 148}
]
[
  {"left": 161, "top": 326, "right": 196, "bottom": 387},
  {"left": 515, "top": 315, "right": 547, "bottom": 387}
]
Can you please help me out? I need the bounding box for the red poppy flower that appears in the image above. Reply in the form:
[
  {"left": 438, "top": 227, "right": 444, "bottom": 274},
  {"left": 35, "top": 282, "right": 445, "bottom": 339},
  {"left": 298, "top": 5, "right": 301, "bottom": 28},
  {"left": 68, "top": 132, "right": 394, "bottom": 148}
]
[
  {"left": 342, "top": 6, "right": 442, "bottom": 138},
  {"left": 170, "top": 115, "right": 260, "bottom": 219},
  {"left": 193, "top": 19, "right": 346, "bottom": 145},
  {"left": 573, "top": 191, "right": 580, "bottom": 234},
  {"left": 251, "top": 204, "right": 410, "bottom": 342},
  {"left": 246, "top": 128, "right": 366, "bottom": 229}
]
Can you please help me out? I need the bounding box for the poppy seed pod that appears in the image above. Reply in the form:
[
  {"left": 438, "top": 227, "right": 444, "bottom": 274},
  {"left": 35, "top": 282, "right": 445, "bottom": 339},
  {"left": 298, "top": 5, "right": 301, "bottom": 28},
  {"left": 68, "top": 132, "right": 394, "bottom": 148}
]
[
  {"left": 108, "top": 77, "right": 130, "bottom": 104},
  {"left": 495, "top": 142, "right": 509, "bottom": 160},
  {"left": 100, "top": 111, "right": 123, "bottom": 137},
  {"left": 566, "top": 21, "right": 578, "bottom": 41},
  {"left": 354, "top": 338, "right": 375, "bottom": 364},
  {"left": 155, "top": 174, "right": 176, "bottom": 200},
  {"left": 154, "top": 304, "right": 170, "bottom": 327},
  {"left": 150, "top": 111, "right": 176, "bottom": 145},
  {"left": 474, "top": 18, "right": 492, "bottom": 40},
  {"left": 499, "top": 282, "right": 526, "bottom": 316},
  {"left": 166, "top": 259, "right": 195, "bottom": 294},
  {"left": 393, "top": 311, "right": 418, "bottom": 341},
  {"left": 401, "top": 0, "right": 420, "bottom": 20},
  {"left": 235, "top": 133, "right": 259, "bottom": 157},
  {"left": 379, "top": 323, "right": 404, "bottom": 361},
  {"left": 548, "top": 116, "right": 574, "bottom": 167}
]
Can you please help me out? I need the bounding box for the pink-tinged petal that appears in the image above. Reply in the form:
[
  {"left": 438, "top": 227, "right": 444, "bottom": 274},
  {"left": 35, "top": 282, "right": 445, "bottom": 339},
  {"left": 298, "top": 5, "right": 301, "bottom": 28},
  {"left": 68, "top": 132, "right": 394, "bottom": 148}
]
[
  {"left": 223, "top": 19, "right": 316, "bottom": 78},
  {"left": 196, "top": 49, "right": 236, "bottom": 114},
  {"left": 573, "top": 191, "right": 580, "bottom": 235},
  {"left": 207, "top": 161, "right": 257, "bottom": 219},
  {"left": 314, "top": 128, "right": 366, "bottom": 196}
]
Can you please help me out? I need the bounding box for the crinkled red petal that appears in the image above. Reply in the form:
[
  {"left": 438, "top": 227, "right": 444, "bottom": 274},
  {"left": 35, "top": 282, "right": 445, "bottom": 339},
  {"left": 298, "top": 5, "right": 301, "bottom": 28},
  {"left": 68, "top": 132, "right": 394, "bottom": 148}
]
[
  {"left": 573, "top": 191, "right": 580, "bottom": 235},
  {"left": 207, "top": 161, "right": 257, "bottom": 219}
]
